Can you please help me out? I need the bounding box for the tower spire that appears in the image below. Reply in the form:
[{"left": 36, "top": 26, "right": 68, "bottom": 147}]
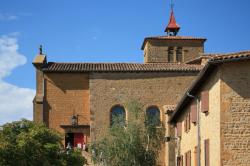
[{"left": 165, "top": 0, "right": 180, "bottom": 36}]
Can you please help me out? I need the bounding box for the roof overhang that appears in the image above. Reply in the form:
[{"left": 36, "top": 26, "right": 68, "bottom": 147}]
[{"left": 141, "top": 36, "right": 207, "bottom": 50}]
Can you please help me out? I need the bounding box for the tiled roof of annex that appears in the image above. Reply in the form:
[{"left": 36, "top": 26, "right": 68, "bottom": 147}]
[
  {"left": 42, "top": 62, "right": 203, "bottom": 73},
  {"left": 186, "top": 51, "right": 250, "bottom": 64}
]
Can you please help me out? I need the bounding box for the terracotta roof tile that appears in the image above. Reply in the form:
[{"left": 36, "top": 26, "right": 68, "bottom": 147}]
[
  {"left": 209, "top": 50, "right": 250, "bottom": 62},
  {"left": 42, "top": 62, "right": 203, "bottom": 73}
]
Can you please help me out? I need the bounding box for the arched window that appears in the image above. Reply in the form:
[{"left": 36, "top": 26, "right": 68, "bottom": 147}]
[
  {"left": 110, "top": 105, "right": 126, "bottom": 127},
  {"left": 146, "top": 106, "right": 161, "bottom": 126}
]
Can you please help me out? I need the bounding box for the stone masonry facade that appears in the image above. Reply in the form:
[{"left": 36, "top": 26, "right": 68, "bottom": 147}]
[
  {"left": 220, "top": 62, "right": 250, "bottom": 166},
  {"left": 89, "top": 72, "right": 198, "bottom": 165}
]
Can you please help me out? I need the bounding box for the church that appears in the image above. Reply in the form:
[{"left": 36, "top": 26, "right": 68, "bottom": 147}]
[{"left": 33, "top": 5, "right": 250, "bottom": 166}]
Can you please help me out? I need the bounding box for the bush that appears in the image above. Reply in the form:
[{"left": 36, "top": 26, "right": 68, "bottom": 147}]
[{"left": 0, "top": 119, "right": 87, "bottom": 166}]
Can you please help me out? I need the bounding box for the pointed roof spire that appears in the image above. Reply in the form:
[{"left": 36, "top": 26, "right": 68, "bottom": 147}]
[{"left": 165, "top": 1, "right": 180, "bottom": 36}]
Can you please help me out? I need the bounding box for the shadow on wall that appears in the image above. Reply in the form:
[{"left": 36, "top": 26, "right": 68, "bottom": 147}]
[
  {"left": 221, "top": 62, "right": 250, "bottom": 99},
  {"left": 45, "top": 73, "right": 89, "bottom": 92},
  {"left": 90, "top": 72, "right": 199, "bottom": 80}
]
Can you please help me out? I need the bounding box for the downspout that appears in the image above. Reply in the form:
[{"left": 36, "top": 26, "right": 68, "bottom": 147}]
[{"left": 187, "top": 92, "right": 200, "bottom": 166}]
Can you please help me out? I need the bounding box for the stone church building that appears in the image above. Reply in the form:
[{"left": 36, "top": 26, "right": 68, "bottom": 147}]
[{"left": 33, "top": 7, "right": 250, "bottom": 166}]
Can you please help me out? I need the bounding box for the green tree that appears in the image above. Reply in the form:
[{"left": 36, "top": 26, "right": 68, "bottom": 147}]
[
  {"left": 91, "top": 101, "right": 165, "bottom": 166},
  {"left": 0, "top": 119, "right": 87, "bottom": 166}
]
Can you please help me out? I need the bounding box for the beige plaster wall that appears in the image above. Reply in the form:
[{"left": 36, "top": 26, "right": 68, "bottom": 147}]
[{"left": 177, "top": 69, "right": 221, "bottom": 166}]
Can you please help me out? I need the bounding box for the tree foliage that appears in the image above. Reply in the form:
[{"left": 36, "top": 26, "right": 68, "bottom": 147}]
[
  {"left": 0, "top": 119, "right": 87, "bottom": 166},
  {"left": 91, "top": 101, "right": 165, "bottom": 166}
]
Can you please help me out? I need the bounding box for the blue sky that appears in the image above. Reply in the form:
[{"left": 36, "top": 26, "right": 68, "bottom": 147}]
[{"left": 0, "top": 0, "right": 250, "bottom": 124}]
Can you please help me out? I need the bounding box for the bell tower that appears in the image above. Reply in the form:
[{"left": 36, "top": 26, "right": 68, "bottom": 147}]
[{"left": 142, "top": 1, "right": 206, "bottom": 64}]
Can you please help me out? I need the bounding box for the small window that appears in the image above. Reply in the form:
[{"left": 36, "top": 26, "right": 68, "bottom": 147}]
[
  {"left": 146, "top": 106, "right": 161, "bottom": 126},
  {"left": 184, "top": 112, "right": 191, "bottom": 132},
  {"left": 201, "top": 91, "right": 209, "bottom": 113},
  {"left": 177, "top": 155, "right": 183, "bottom": 166},
  {"left": 110, "top": 106, "right": 126, "bottom": 127},
  {"left": 185, "top": 150, "right": 191, "bottom": 166},
  {"left": 204, "top": 139, "right": 210, "bottom": 166}
]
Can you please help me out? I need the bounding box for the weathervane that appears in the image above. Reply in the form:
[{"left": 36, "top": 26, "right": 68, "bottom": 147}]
[
  {"left": 170, "top": 0, "right": 174, "bottom": 11},
  {"left": 39, "top": 45, "right": 43, "bottom": 55}
]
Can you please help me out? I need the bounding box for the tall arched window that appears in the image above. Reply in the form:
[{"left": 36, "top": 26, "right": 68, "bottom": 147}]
[
  {"left": 146, "top": 106, "right": 161, "bottom": 126},
  {"left": 110, "top": 105, "right": 126, "bottom": 127}
]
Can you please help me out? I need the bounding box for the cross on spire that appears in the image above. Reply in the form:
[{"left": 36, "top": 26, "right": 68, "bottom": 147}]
[{"left": 165, "top": 0, "right": 180, "bottom": 36}]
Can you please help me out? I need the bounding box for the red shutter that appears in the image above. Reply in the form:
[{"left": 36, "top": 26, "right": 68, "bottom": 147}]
[
  {"left": 191, "top": 103, "right": 197, "bottom": 123},
  {"left": 188, "top": 113, "right": 191, "bottom": 130},
  {"left": 194, "top": 146, "right": 197, "bottom": 166},
  {"left": 185, "top": 153, "right": 187, "bottom": 166},
  {"left": 177, "top": 155, "right": 183, "bottom": 166},
  {"left": 177, "top": 122, "right": 182, "bottom": 137},
  {"left": 185, "top": 151, "right": 191, "bottom": 166},
  {"left": 188, "top": 151, "right": 191, "bottom": 166},
  {"left": 184, "top": 116, "right": 187, "bottom": 132},
  {"left": 201, "top": 91, "right": 209, "bottom": 113},
  {"left": 205, "top": 139, "right": 210, "bottom": 166}
]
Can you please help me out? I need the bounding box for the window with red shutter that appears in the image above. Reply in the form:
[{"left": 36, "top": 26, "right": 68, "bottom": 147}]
[
  {"left": 184, "top": 116, "right": 187, "bottom": 132},
  {"left": 188, "top": 113, "right": 191, "bottom": 130},
  {"left": 177, "top": 122, "right": 182, "bottom": 137},
  {"left": 204, "top": 139, "right": 210, "bottom": 166},
  {"left": 177, "top": 155, "right": 183, "bottom": 166},
  {"left": 194, "top": 146, "right": 197, "bottom": 166},
  {"left": 201, "top": 91, "right": 209, "bottom": 113},
  {"left": 191, "top": 103, "right": 197, "bottom": 123},
  {"left": 185, "top": 151, "right": 191, "bottom": 166},
  {"left": 184, "top": 113, "right": 191, "bottom": 132}
]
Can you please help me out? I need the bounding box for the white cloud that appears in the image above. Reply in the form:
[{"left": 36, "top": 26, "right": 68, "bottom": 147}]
[
  {"left": 0, "top": 13, "right": 18, "bottom": 21},
  {"left": 0, "top": 34, "right": 35, "bottom": 125}
]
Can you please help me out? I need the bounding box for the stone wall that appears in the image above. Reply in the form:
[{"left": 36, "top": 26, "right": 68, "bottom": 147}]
[
  {"left": 89, "top": 71, "right": 199, "bottom": 166},
  {"left": 43, "top": 73, "right": 90, "bottom": 134},
  {"left": 220, "top": 61, "right": 250, "bottom": 166},
  {"left": 33, "top": 69, "right": 44, "bottom": 123}
]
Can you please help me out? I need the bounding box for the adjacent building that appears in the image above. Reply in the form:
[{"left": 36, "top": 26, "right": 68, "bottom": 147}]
[{"left": 170, "top": 52, "right": 250, "bottom": 166}]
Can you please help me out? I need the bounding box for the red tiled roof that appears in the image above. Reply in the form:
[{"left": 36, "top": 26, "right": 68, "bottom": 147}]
[
  {"left": 186, "top": 51, "right": 250, "bottom": 64},
  {"left": 165, "top": 10, "right": 180, "bottom": 32},
  {"left": 209, "top": 51, "right": 250, "bottom": 62},
  {"left": 141, "top": 36, "right": 206, "bottom": 50},
  {"left": 42, "top": 62, "right": 203, "bottom": 73}
]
